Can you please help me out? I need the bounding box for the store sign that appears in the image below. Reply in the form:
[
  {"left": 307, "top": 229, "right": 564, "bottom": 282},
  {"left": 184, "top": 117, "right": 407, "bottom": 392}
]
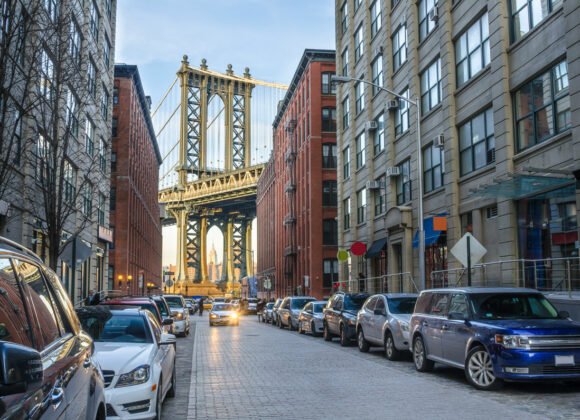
[{"left": 98, "top": 225, "right": 113, "bottom": 243}]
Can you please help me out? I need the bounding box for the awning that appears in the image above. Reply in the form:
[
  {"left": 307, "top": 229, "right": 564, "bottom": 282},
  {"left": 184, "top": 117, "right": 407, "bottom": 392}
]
[
  {"left": 365, "top": 237, "right": 388, "bottom": 258},
  {"left": 60, "top": 237, "right": 93, "bottom": 266},
  {"left": 413, "top": 217, "right": 446, "bottom": 248},
  {"left": 470, "top": 174, "right": 574, "bottom": 200}
]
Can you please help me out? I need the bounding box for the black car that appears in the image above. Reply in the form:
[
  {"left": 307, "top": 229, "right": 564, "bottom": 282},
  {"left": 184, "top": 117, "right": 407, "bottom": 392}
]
[
  {"left": 0, "top": 236, "right": 106, "bottom": 419},
  {"left": 323, "top": 292, "right": 369, "bottom": 346}
]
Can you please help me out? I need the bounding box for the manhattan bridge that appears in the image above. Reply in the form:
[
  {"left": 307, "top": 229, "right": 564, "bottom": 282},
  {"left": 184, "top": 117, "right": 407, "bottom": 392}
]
[{"left": 152, "top": 55, "right": 287, "bottom": 295}]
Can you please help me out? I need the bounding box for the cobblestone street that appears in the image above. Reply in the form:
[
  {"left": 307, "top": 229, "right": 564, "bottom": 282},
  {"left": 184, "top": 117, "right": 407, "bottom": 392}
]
[{"left": 161, "top": 315, "right": 580, "bottom": 419}]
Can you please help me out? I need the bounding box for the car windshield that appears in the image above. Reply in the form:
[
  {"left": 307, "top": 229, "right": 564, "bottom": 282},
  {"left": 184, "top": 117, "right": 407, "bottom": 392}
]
[
  {"left": 165, "top": 297, "right": 184, "bottom": 308},
  {"left": 470, "top": 293, "right": 560, "bottom": 320},
  {"left": 313, "top": 303, "right": 325, "bottom": 313},
  {"left": 387, "top": 297, "right": 417, "bottom": 314},
  {"left": 266, "top": 303, "right": 274, "bottom": 309},
  {"left": 154, "top": 300, "right": 169, "bottom": 317},
  {"left": 80, "top": 314, "right": 152, "bottom": 343},
  {"left": 291, "top": 298, "right": 313, "bottom": 309},
  {"left": 213, "top": 304, "right": 233, "bottom": 311},
  {"left": 344, "top": 296, "right": 367, "bottom": 311}
]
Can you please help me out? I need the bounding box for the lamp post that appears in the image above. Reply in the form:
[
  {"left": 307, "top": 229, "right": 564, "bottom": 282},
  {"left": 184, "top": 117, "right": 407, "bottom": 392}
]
[{"left": 331, "top": 75, "right": 426, "bottom": 290}]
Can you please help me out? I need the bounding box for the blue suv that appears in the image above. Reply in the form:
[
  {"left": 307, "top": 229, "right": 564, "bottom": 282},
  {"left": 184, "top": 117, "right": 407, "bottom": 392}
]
[{"left": 410, "top": 287, "right": 580, "bottom": 390}]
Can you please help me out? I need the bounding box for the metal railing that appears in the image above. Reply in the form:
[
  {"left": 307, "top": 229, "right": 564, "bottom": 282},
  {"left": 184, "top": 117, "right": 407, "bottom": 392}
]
[
  {"left": 430, "top": 257, "right": 580, "bottom": 297},
  {"left": 343, "top": 272, "right": 419, "bottom": 294}
]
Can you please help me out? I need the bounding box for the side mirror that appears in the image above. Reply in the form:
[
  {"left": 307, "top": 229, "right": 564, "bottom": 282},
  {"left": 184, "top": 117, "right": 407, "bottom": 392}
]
[
  {"left": 558, "top": 310, "right": 570, "bottom": 319},
  {"left": 163, "top": 318, "right": 174, "bottom": 326},
  {"left": 448, "top": 312, "right": 468, "bottom": 321},
  {"left": 373, "top": 309, "right": 385, "bottom": 316},
  {"left": 160, "top": 333, "right": 177, "bottom": 345},
  {"left": 0, "top": 342, "right": 43, "bottom": 397}
]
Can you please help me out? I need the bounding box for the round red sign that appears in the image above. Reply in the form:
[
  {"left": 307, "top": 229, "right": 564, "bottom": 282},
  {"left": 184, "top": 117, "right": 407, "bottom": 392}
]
[{"left": 350, "top": 241, "right": 367, "bottom": 256}]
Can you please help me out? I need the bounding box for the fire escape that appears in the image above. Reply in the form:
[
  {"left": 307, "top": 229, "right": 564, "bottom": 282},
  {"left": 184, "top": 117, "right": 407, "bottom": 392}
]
[{"left": 283, "top": 118, "right": 297, "bottom": 295}]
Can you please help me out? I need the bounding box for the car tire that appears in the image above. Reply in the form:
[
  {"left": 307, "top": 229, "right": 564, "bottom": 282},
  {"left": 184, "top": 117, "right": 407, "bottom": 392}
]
[
  {"left": 413, "top": 335, "right": 434, "bottom": 372},
  {"left": 154, "top": 376, "right": 163, "bottom": 420},
  {"left": 465, "top": 346, "right": 503, "bottom": 391},
  {"left": 384, "top": 331, "right": 401, "bottom": 361},
  {"left": 340, "top": 324, "right": 350, "bottom": 347},
  {"left": 167, "top": 365, "right": 176, "bottom": 398},
  {"left": 298, "top": 321, "right": 305, "bottom": 334},
  {"left": 288, "top": 319, "right": 295, "bottom": 331},
  {"left": 357, "top": 328, "right": 370, "bottom": 352},
  {"left": 278, "top": 318, "right": 284, "bottom": 329},
  {"left": 209, "top": 322, "right": 214, "bottom": 327},
  {"left": 323, "top": 323, "right": 332, "bottom": 341},
  {"left": 311, "top": 321, "right": 320, "bottom": 337}
]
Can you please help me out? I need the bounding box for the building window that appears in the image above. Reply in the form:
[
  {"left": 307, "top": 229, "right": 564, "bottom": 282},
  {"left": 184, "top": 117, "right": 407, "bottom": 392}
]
[
  {"left": 342, "top": 96, "right": 350, "bottom": 130},
  {"left": 343, "top": 146, "right": 350, "bottom": 179},
  {"left": 323, "top": 219, "right": 338, "bottom": 245},
  {"left": 341, "top": 48, "right": 349, "bottom": 77},
  {"left": 456, "top": 13, "right": 490, "bottom": 86},
  {"left": 98, "top": 137, "right": 106, "bottom": 172},
  {"left": 85, "top": 118, "right": 94, "bottom": 156},
  {"left": 355, "top": 0, "right": 363, "bottom": 11},
  {"left": 396, "top": 159, "right": 411, "bottom": 205},
  {"left": 515, "top": 60, "right": 570, "bottom": 151},
  {"left": 82, "top": 183, "right": 93, "bottom": 217},
  {"left": 322, "top": 72, "right": 336, "bottom": 95},
  {"left": 423, "top": 143, "right": 444, "bottom": 193},
  {"left": 112, "top": 117, "right": 118, "bottom": 137},
  {"left": 395, "top": 88, "right": 409, "bottom": 136},
  {"left": 370, "top": 1, "right": 382, "bottom": 37},
  {"left": 357, "top": 188, "right": 367, "bottom": 224},
  {"left": 69, "top": 20, "right": 81, "bottom": 66},
  {"left": 459, "top": 108, "right": 495, "bottom": 176},
  {"left": 371, "top": 56, "right": 383, "bottom": 95},
  {"left": 355, "top": 81, "right": 365, "bottom": 114},
  {"left": 98, "top": 193, "right": 105, "bottom": 225},
  {"left": 66, "top": 88, "right": 79, "bottom": 138},
  {"left": 354, "top": 25, "right": 364, "bottom": 61},
  {"left": 36, "top": 134, "right": 52, "bottom": 182},
  {"left": 89, "top": 1, "right": 99, "bottom": 40},
  {"left": 341, "top": 2, "right": 349, "bottom": 35},
  {"left": 322, "top": 143, "right": 337, "bottom": 169},
  {"left": 322, "top": 107, "right": 337, "bottom": 132},
  {"left": 355, "top": 131, "right": 366, "bottom": 170},
  {"left": 103, "top": 36, "right": 111, "bottom": 68},
  {"left": 101, "top": 85, "right": 109, "bottom": 119},
  {"left": 40, "top": 50, "right": 54, "bottom": 99},
  {"left": 323, "top": 259, "right": 339, "bottom": 288},
  {"left": 322, "top": 180, "right": 337, "bottom": 207},
  {"left": 87, "top": 58, "right": 96, "bottom": 98},
  {"left": 64, "top": 160, "right": 76, "bottom": 205},
  {"left": 373, "top": 113, "right": 385, "bottom": 155},
  {"left": 420, "top": 58, "right": 442, "bottom": 114},
  {"left": 511, "top": 0, "right": 562, "bottom": 42},
  {"left": 374, "top": 176, "right": 386, "bottom": 216},
  {"left": 419, "top": 0, "right": 438, "bottom": 42},
  {"left": 110, "top": 187, "right": 116, "bottom": 211},
  {"left": 105, "top": 0, "right": 113, "bottom": 19},
  {"left": 113, "top": 87, "right": 119, "bottom": 105},
  {"left": 44, "top": 0, "right": 57, "bottom": 21},
  {"left": 392, "top": 24, "right": 407, "bottom": 72},
  {"left": 343, "top": 197, "right": 351, "bottom": 229}
]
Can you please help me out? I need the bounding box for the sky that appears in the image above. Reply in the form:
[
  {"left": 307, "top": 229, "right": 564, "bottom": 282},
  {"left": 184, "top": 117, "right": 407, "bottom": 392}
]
[{"left": 115, "top": 0, "right": 336, "bottom": 267}]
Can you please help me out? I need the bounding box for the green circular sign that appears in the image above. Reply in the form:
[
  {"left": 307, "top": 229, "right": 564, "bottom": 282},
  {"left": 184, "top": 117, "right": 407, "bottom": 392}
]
[{"left": 337, "top": 249, "right": 349, "bottom": 262}]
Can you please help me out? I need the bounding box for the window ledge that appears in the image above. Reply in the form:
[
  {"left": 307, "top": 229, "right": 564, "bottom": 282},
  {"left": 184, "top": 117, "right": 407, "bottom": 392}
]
[
  {"left": 513, "top": 130, "right": 571, "bottom": 161},
  {"left": 355, "top": 165, "right": 366, "bottom": 174},
  {"left": 423, "top": 187, "right": 444, "bottom": 199},
  {"left": 394, "top": 129, "right": 410, "bottom": 143},
  {"left": 391, "top": 0, "right": 402, "bottom": 14},
  {"left": 392, "top": 60, "right": 409, "bottom": 79},
  {"left": 451, "top": 0, "right": 465, "bottom": 12},
  {"left": 418, "top": 26, "right": 439, "bottom": 50},
  {"left": 507, "top": 6, "right": 564, "bottom": 53},
  {"left": 356, "top": 221, "right": 368, "bottom": 228},
  {"left": 458, "top": 164, "right": 495, "bottom": 184},
  {"left": 421, "top": 103, "right": 442, "bottom": 122},
  {"left": 373, "top": 149, "right": 385, "bottom": 160},
  {"left": 454, "top": 64, "right": 491, "bottom": 96}
]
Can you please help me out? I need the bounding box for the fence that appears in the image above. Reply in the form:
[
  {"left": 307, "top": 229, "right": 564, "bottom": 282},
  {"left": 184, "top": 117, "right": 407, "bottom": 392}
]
[{"left": 343, "top": 272, "right": 419, "bottom": 294}]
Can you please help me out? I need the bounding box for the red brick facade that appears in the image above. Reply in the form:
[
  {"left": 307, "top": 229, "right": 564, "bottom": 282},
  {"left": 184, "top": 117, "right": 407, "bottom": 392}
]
[
  {"left": 257, "top": 50, "right": 337, "bottom": 300},
  {"left": 110, "top": 65, "right": 162, "bottom": 296}
]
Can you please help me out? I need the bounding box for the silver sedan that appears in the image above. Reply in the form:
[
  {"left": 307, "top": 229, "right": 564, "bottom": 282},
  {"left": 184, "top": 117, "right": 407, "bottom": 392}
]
[
  {"left": 297, "top": 301, "right": 327, "bottom": 337},
  {"left": 355, "top": 293, "right": 418, "bottom": 360}
]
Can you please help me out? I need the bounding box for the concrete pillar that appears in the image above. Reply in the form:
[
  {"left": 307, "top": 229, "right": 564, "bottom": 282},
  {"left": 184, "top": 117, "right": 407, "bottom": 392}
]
[
  {"left": 177, "top": 56, "right": 189, "bottom": 187},
  {"left": 171, "top": 207, "right": 188, "bottom": 283},
  {"left": 200, "top": 216, "right": 208, "bottom": 282},
  {"left": 245, "top": 220, "right": 253, "bottom": 277},
  {"left": 226, "top": 218, "right": 234, "bottom": 288}
]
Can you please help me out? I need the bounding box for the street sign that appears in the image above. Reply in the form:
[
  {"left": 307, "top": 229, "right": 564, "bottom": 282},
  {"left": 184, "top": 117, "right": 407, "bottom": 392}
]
[
  {"left": 451, "top": 233, "right": 487, "bottom": 268},
  {"left": 166, "top": 279, "right": 174, "bottom": 288}
]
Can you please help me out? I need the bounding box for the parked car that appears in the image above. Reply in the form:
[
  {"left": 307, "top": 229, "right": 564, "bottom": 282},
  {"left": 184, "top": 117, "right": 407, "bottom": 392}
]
[
  {"left": 278, "top": 296, "right": 317, "bottom": 330},
  {"left": 246, "top": 298, "right": 258, "bottom": 314},
  {"left": 184, "top": 298, "right": 196, "bottom": 315},
  {"left": 297, "top": 301, "right": 327, "bottom": 336},
  {"left": 209, "top": 303, "right": 240, "bottom": 326},
  {"left": 163, "top": 294, "right": 191, "bottom": 337},
  {"left": 77, "top": 306, "right": 176, "bottom": 418},
  {"left": 410, "top": 287, "right": 580, "bottom": 390},
  {"left": 0, "top": 237, "right": 106, "bottom": 419},
  {"left": 230, "top": 299, "right": 240, "bottom": 311},
  {"left": 151, "top": 295, "right": 176, "bottom": 333},
  {"left": 356, "top": 293, "right": 418, "bottom": 359},
  {"left": 263, "top": 302, "right": 275, "bottom": 323},
  {"left": 323, "top": 292, "right": 369, "bottom": 346},
  {"left": 271, "top": 298, "right": 283, "bottom": 326},
  {"left": 102, "top": 297, "right": 174, "bottom": 334}
]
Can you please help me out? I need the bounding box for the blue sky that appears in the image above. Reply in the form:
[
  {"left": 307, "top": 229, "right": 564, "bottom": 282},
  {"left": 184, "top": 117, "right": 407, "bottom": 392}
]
[
  {"left": 115, "top": 0, "right": 336, "bottom": 267},
  {"left": 116, "top": 0, "right": 336, "bottom": 106}
]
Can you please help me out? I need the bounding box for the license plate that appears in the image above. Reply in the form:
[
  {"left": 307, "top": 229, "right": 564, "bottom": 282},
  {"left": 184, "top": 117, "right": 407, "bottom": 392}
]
[{"left": 555, "top": 355, "right": 575, "bottom": 366}]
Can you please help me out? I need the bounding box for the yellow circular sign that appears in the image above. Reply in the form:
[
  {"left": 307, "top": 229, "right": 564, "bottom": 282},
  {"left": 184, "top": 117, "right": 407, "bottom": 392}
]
[{"left": 337, "top": 249, "right": 349, "bottom": 262}]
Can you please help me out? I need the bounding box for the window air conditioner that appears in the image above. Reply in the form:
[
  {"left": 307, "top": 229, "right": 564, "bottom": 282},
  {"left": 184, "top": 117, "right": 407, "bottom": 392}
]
[
  {"left": 365, "top": 121, "right": 378, "bottom": 131},
  {"left": 434, "top": 134, "right": 444, "bottom": 148},
  {"left": 366, "top": 180, "right": 381, "bottom": 190},
  {"left": 386, "top": 100, "right": 399, "bottom": 111},
  {"left": 429, "top": 8, "right": 439, "bottom": 22},
  {"left": 386, "top": 167, "right": 400, "bottom": 177}
]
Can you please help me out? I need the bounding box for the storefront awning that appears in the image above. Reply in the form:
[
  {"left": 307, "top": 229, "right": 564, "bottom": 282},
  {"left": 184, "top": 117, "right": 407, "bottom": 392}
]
[
  {"left": 60, "top": 237, "right": 93, "bottom": 266},
  {"left": 470, "top": 174, "right": 574, "bottom": 200},
  {"left": 365, "top": 237, "right": 388, "bottom": 258},
  {"left": 413, "top": 217, "right": 447, "bottom": 248}
]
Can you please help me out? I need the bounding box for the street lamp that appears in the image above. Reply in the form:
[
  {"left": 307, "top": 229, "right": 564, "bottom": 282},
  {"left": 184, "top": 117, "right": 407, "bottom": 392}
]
[{"left": 331, "top": 75, "right": 426, "bottom": 290}]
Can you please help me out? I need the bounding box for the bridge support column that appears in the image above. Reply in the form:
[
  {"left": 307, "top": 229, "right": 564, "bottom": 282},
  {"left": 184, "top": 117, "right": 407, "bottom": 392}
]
[
  {"left": 226, "top": 218, "right": 234, "bottom": 290},
  {"left": 171, "top": 207, "right": 188, "bottom": 283},
  {"left": 246, "top": 220, "right": 252, "bottom": 277},
  {"left": 200, "top": 216, "right": 208, "bottom": 282}
]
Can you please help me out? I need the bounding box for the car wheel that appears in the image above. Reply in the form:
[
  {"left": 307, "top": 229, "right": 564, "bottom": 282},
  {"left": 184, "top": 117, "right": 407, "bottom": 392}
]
[
  {"left": 465, "top": 346, "right": 503, "bottom": 391},
  {"left": 298, "top": 321, "right": 305, "bottom": 334},
  {"left": 357, "top": 328, "right": 370, "bottom": 352},
  {"left": 288, "top": 319, "right": 295, "bottom": 331},
  {"left": 413, "top": 335, "right": 434, "bottom": 372},
  {"left": 209, "top": 322, "right": 214, "bottom": 327},
  {"left": 154, "top": 376, "right": 163, "bottom": 420},
  {"left": 166, "top": 365, "right": 176, "bottom": 398},
  {"left": 340, "top": 325, "right": 350, "bottom": 347},
  {"left": 278, "top": 318, "right": 284, "bottom": 329},
  {"left": 323, "top": 323, "right": 332, "bottom": 341},
  {"left": 384, "top": 331, "right": 401, "bottom": 361},
  {"left": 311, "top": 321, "right": 320, "bottom": 337}
]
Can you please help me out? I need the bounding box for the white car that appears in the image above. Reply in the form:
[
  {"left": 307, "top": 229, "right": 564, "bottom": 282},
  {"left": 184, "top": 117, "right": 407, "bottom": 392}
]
[
  {"left": 164, "top": 294, "right": 190, "bottom": 336},
  {"left": 79, "top": 306, "right": 177, "bottom": 419},
  {"left": 209, "top": 303, "right": 240, "bottom": 326}
]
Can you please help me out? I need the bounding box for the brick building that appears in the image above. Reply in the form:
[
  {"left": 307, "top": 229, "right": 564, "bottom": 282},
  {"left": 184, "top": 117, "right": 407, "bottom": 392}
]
[
  {"left": 110, "top": 65, "right": 162, "bottom": 295},
  {"left": 257, "top": 49, "right": 337, "bottom": 300}
]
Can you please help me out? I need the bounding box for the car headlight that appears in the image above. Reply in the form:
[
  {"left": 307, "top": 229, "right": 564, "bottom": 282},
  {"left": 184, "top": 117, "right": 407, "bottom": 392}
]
[
  {"left": 231, "top": 313, "right": 238, "bottom": 319},
  {"left": 495, "top": 334, "right": 530, "bottom": 350},
  {"left": 210, "top": 313, "right": 218, "bottom": 319},
  {"left": 398, "top": 320, "right": 410, "bottom": 332},
  {"left": 175, "top": 312, "right": 184, "bottom": 320},
  {"left": 116, "top": 365, "right": 150, "bottom": 387}
]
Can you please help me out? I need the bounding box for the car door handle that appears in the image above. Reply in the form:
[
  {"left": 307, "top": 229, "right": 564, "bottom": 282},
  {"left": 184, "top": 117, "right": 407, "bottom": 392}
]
[{"left": 51, "top": 385, "right": 64, "bottom": 408}]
